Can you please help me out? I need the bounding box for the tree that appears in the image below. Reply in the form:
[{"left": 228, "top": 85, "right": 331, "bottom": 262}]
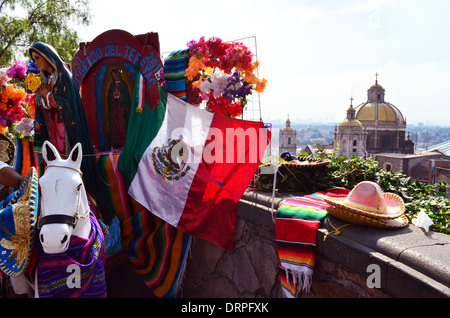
[{"left": 0, "top": 0, "right": 91, "bottom": 65}]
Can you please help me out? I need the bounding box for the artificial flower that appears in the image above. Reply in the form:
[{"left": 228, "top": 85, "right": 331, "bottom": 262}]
[
  {"left": 6, "top": 61, "right": 27, "bottom": 80},
  {"left": 0, "top": 61, "right": 36, "bottom": 141},
  {"left": 0, "top": 68, "right": 9, "bottom": 88},
  {"left": 243, "top": 73, "right": 259, "bottom": 85},
  {"left": 6, "top": 104, "right": 27, "bottom": 123},
  {"left": 185, "top": 36, "right": 267, "bottom": 118},
  {"left": 23, "top": 94, "right": 36, "bottom": 119},
  {"left": 200, "top": 71, "right": 229, "bottom": 98},
  {"left": 15, "top": 117, "right": 35, "bottom": 137},
  {"left": 255, "top": 78, "right": 267, "bottom": 93},
  {"left": 27, "top": 102, "right": 36, "bottom": 119},
  {"left": 208, "top": 95, "right": 243, "bottom": 117},
  {"left": 27, "top": 60, "right": 40, "bottom": 74},
  {"left": 191, "top": 80, "right": 202, "bottom": 89},
  {"left": 186, "top": 55, "right": 206, "bottom": 81},
  {"left": 186, "top": 85, "right": 203, "bottom": 106},
  {"left": 25, "top": 73, "right": 42, "bottom": 93},
  {"left": 0, "top": 85, "right": 27, "bottom": 111}
]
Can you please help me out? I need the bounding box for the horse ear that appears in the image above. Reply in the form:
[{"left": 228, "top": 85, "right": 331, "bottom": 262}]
[
  {"left": 42, "top": 141, "right": 60, "bottom": 163},
  {"left": 69, "top": 142, "right": 83, "bottom": 167}
]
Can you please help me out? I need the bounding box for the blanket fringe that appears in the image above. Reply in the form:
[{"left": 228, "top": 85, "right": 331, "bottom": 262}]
[{"left": 284, "top": 268, "right": 313, "bottom": 297}]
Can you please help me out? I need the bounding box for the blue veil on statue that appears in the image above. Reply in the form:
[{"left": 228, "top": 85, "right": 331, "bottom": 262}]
[{"left": 29, "top": 42, "right": 113, "bottom": 224}]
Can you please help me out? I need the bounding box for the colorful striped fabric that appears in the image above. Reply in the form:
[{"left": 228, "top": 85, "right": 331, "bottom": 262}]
[
  {"left": 276, "top": 188, "right": 349, "bottom": 297},
  {"left": 121, "top": 209, "right": 191, "bottom": 298},
  {"left": 37, "top": 211, "right": 107, "bottom": 298},
  {"left": 96, "top": 152, "right": 145, "bottom": 223},
  {"left": 163, "top": 49, "right": 189, "bottom": 101}
]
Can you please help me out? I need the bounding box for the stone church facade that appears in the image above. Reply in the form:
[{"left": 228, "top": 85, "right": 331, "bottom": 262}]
[{"left": 334, "top": 76, "right": 414, "bottom": 157}]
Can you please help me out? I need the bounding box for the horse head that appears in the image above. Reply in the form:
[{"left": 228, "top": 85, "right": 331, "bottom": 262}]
[{"left": 38, "top": 141, "right": 91, "bottom": 254}]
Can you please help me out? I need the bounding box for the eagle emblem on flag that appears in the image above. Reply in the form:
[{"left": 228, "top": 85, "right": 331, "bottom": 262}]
[{"left": 151, "top": 137, "right": 191, "bottom": 181}]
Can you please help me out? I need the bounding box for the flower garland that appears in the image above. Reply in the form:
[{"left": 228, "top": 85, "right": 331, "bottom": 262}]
[
  {"left": 0, "top": 60, "right": 39, "bottom": 140},
  {"left": 185, "top": 37, "right": 267, "bottom": 117}
]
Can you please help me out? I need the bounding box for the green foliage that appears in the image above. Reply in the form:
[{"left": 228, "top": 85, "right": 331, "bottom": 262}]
[
  {"left": 256, "top": 144, "right": 450, "bottom": 234},
  {"left": 377, "top": 170, "right": 450, "bottom": 234},
  {"left": 0, "top": 0, "right": 91, "bottom": 65},
  {"left": 327, "top": 155, "right": 380, "bottom": 189}
]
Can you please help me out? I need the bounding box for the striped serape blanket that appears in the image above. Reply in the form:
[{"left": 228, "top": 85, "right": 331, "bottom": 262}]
[
  {"left": 121, "top": 209, "right": 191, "bottom": 298},
  {"left": 276, "top": 188, "right": 349, "bottom": 297},
  {"left": 37, "top": 211, "right": 107, "bottom": 298},
  {"left": 163, "top": 49, "right": 189, "bottom": 101}
]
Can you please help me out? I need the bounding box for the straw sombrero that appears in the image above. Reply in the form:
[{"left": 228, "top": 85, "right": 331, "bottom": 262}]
[
  {"left": 0, "top": 167, "right": 38, "bottom": 277},
  {"left": 0, "top": 134, "right": 16, "bottom": 167},
  {"left": 324, "top": 181, "right": 408, "bottom": 229},
  {"left": 278, "top": 152, "right": 330, "bottom": 170}
]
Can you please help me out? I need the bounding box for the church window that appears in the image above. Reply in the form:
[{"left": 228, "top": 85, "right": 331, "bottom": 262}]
[
  {"left": 353, "top": 140, "right": 357, "bottom": 147},
  {"left": 288, "top": 137, "right": 291, "bottom": 144}
]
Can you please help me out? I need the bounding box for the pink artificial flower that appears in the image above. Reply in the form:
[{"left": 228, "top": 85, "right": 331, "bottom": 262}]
[{"left": 7, "top": 61, "right": 27, "bottom": 80}]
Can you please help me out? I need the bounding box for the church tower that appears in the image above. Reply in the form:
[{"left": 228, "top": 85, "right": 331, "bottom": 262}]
[
  {"left": 279, "top": 116, "right": 297, "bottom": 154},
  {"left": 334, "top": 98, "right": 368, "bottom": 158}
]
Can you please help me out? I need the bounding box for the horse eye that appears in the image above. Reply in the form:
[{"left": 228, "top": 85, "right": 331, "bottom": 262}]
[{"left": 77, "top": 183, "right": 82, "bottom": 191}]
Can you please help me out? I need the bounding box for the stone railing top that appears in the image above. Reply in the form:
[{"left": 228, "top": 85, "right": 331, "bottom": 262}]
[{"left": 241, "top": 188, "right": 450, "bottom": 297}]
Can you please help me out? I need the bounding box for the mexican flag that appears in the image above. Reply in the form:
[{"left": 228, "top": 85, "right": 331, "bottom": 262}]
[{"left": 121, "top": 85, "right": 270, "bottom": 250}]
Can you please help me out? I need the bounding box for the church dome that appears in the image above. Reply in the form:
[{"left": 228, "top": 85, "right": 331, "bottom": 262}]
[
  {"left": 355, "top": 102, "right": 405, "bottom": 124},
  {"left": 282, "top": 116, "right": 295, "bottom": 132},
  {"left": 282, "top": 126, "right": 295, "bottom": 132},
  {"left": 339, "top": 104, "right": 364, "bottom": 129},
  {"left": 339, "top": 118, "right": 363, "bottom": 129},
  {"left": 355, "top": 78, "right": 406, "bottom": 125}
]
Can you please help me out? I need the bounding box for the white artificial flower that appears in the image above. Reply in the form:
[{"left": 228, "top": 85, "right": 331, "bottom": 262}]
[
  {"left": 0, "top": 68, "right": 10, "bottom": 88},
  {"left": 15, "top": 117, "right": 35, "bottom": 137},
  {"left": 210, "top": 71, "right": 229, "bottom": 98}
]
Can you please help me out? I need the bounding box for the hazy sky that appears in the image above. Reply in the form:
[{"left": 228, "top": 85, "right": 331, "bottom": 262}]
[{"left": 77, "top": 0, "right": 450, "bottom": 126}]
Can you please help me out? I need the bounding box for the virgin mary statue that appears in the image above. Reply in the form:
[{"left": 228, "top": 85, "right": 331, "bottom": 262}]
[{"left": 29, "top": 42, "right": 113, "bottom": 224}]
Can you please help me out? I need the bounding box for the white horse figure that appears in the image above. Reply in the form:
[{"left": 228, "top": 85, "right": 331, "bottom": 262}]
[
  {"left": 10, "top": 141, "right": 106, "bottom": 297},
  {"left": 38, "top": 140, "right": 91, "bottom": 253}
]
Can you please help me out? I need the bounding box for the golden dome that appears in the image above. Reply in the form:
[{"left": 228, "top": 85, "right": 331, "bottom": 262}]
[
  {"left": 282, "top": 126, "right": 295, "bottom": 132},
  {"left": 282, "top": 116, "right": 296, "bottom": 132},
  {"left": 355, "top": 102, "right": 405, "bottom": 124},
  {"left": 339, "top": 118, "right": 363, "bottom": 129}
]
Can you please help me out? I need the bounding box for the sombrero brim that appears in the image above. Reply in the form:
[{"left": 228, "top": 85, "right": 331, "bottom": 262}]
[
  {"left": 260, "top": 157, "right": 330, "bottom": 172},
  {"left": 0, "top": 134, "right": 16, "bottom": 167},
  {"left": 326, "top": 206, "right": 409, "bottom": 229},
  {"left": 0, "top": 167, "right": 38, "bottom": 277},
  {"left": 323, "top": 192, "right": 405, "bottom": 220}
]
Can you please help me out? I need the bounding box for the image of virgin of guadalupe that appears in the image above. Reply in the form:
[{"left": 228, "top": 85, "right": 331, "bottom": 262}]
[
  {"left": 104, "top": 68, "right": 131, "bottom": 149},
  {"left": 29, "top": 42, "right": 114, "bottom": 224}
]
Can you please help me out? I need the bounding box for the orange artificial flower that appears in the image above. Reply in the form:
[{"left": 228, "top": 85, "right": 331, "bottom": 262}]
[
  {"left": 255, "top": 78, "right": 267, "bottom": 93},
  {"left": 2, "top": 85, "right": 26, "bottom": 102},
  {"left": 243, "top": 73, "right": 259, "bottom": 85},
  {"left": 27, "top": 104, "right": 36, "bottom": 119},
  {"left": 186, "top": 55, "right": 206, "bottom": 81},
  {"left": 0, "top": 126, "right": 8, "bottom": 134},
  {"left": 191, "top": 80, "right": 202, "bottom": 89}
]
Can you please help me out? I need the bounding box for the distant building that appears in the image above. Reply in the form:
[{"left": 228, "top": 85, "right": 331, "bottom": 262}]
[
  {"left": 353, "top": 75, "right": 413, "bottom": 154},
  {"left": 279, "top": 116, "right": 297, "bottom": 154},
  {"left": 333, "top": 74, "right": 414, "bottom": 157},
  {"left": 417, "top": 139, "right": 450, "bottom": 156},
  {"left": 376, "top": 150, "right": 450, "bottom": 194},
  {"left": 333, "top": 98, "right": 368, "bottom": 158}
]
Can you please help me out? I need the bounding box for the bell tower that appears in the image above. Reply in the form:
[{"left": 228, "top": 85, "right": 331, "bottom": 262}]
[{"left": 279, "top": 115, "right": 297, "bottom": 154}]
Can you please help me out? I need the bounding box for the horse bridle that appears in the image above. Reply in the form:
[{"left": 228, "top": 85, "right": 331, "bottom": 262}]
[{"left": 37, "top": 164, "right": 90, "bottom": 230}]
